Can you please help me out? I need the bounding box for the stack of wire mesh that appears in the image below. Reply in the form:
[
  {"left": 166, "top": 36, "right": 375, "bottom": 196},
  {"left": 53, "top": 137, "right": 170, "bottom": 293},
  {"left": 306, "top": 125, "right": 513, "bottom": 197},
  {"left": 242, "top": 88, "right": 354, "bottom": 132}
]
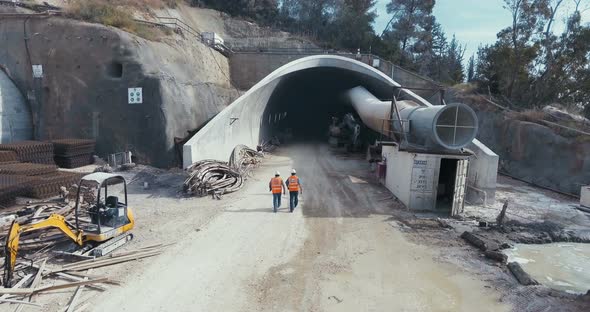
[
  {"left": 0, "top": 141, "right": 55, "bottom": 165},
  {"left": 0, "top": 151, "right": 18, "bottom": 164},
  {"left": 0, "top": 162, "right": 58, "bottom": 176},
  {"left": 52, "top": 139, "right": 96, "bottom": 168},
  {"left": 0, "top": 175, "right": 35, "bottom": 207},
  {"left": 28, "top": 171, "right": 83, "bottom": 199},
  {"left": 0, "top": 148, "right": 83, "bottom": 205}
]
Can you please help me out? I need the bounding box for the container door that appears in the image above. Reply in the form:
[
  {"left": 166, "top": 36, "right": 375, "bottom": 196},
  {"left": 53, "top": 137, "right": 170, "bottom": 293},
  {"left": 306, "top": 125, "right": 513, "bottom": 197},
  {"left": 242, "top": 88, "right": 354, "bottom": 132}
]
[{"left": 451, "top": 159, "right": 468, "bottom": 216}]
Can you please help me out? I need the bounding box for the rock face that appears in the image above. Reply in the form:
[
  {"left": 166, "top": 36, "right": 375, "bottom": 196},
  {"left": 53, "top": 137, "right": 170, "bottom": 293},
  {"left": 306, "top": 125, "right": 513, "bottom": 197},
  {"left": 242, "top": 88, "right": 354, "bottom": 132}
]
[
  {"left": 0, "top": 15, "right": 238, "bottom": 167},
  {"left": 455, "top": 94, "right": 590, "bottom": 195},
  {"left": 169, "top": 7, "right": 318, "bottom": 51}
]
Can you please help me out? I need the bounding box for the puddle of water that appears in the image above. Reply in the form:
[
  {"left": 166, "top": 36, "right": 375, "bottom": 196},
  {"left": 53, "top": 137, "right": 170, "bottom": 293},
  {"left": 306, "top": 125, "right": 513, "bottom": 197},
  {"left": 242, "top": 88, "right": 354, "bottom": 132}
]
[{"left": 504, "top": 243, "right": 590, "bottom": 294}]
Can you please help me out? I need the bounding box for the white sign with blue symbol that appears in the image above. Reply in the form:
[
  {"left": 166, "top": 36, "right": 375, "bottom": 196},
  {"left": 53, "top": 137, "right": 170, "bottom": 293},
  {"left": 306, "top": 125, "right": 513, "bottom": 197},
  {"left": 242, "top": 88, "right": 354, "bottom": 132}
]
[{"left": 128, "top": 88, "right": 143, "bottom": 104}]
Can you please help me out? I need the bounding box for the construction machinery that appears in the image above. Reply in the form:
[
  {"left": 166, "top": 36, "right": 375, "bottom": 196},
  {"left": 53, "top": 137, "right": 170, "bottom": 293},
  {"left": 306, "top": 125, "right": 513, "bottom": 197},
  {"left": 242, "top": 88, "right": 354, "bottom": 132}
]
[
  {"left": 3, "top": 173, "right": 135, "bottom": 286},
  {"left": 328, "top": 114, "right": 362, "bottom": 151}
]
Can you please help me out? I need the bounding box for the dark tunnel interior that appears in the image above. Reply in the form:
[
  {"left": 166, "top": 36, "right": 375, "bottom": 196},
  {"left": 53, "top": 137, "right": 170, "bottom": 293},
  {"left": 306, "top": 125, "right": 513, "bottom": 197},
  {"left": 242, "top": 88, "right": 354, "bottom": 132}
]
[{"left": 261, "top": 67, "right": 392, "bottom": 143}]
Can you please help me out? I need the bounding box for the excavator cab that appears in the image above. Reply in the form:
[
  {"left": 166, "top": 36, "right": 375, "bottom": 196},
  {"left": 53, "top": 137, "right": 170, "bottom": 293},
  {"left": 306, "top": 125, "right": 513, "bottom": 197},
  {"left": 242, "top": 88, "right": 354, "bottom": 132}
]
[
  {"left": 76, "top": 173, "right": 134, "bottom": 241},
  {"left": 3, "top": 173, "right": 134, "bottom": 287}
]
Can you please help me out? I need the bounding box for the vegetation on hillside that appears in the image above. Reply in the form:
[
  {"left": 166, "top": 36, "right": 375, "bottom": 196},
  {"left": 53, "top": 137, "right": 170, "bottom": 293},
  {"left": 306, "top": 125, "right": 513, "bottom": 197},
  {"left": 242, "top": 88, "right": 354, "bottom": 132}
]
[
  {"left": 64, "top": 0, "right": 175, "bottom": 40},
  {"left": 473, "top": 0, "right": 590, "bottom": 118},
  {"left": 192, "top": 0, "right": 590, "bottom": 118}
]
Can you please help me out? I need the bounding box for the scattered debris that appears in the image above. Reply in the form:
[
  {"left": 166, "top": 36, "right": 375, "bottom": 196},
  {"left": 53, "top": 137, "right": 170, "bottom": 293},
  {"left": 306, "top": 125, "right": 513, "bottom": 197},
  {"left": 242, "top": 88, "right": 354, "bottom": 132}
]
[
  {"left": 259, "top": 137, "right": 280, "bottom": 153},
  {"left": 0, "top": 243, "right": 166, "bottom": 310},
  {"left": 185, "top": 145, "right": 263, "bottom": 198},
  {"left": 228, "top": 145, "right": 262, "bottom": 177},
  {"left": 484, "top": 250, "right": 507, "bottom": 263},
  {"left": 460, "top": 231, "right": 498, "bottom": 251},
  {"left": 328, "top": 295, "right": 343, "bottom": 303},
  {"left": 93, "top": 164, "right": 113, "bottom": 173},
  {"left": 184, "top": 160, "right": 244, "bottom": 197},
  {"left": 108, "top": 151, "right": 134, "bottom": 171},
  {"left": 436, "top": 218, "right": 452, "bottom": 229},
  {"left": 496, "top": 201, "right": 509, "bottom": 227},
  {"left": 507, "top": 262, "right": 539, "bottom": 286}
]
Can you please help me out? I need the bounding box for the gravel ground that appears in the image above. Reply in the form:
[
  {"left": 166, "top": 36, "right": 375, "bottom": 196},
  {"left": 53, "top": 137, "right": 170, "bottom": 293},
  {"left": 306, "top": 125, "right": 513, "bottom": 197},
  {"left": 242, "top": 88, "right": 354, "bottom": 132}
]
[{"left": 10, "top": 144, "right": 588, "bottom": 311}]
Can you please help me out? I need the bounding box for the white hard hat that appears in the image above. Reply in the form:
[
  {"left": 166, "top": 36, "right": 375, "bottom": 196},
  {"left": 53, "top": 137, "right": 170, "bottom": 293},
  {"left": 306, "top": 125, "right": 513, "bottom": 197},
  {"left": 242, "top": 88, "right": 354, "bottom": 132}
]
[
  {"left": 275, "top": 171, "right": 280, "bottom": 176},
  {"left": 291, "top": 169, "right": 296, "bottom": 174}
]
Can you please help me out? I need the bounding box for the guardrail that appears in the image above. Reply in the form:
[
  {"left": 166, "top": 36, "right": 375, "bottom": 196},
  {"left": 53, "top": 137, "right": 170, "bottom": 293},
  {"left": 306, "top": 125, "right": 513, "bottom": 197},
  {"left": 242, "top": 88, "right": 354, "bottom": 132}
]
[
  {"left": 231, "top": 47, "right": 443, "bottom": 89},
  {"left": 135, "top": 16, "right": 232, "bottom": 56},
  {"left": 155, "top": 16, "right": 201, "bottom": 38},
  {"left": 0, "top": 0, "right": 60, "bottom": 12}
]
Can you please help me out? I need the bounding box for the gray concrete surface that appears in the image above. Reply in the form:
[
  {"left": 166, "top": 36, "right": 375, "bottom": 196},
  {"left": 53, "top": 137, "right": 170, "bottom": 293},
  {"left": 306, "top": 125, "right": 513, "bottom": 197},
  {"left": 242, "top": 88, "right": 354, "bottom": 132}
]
[
  {"left": 0, "top": 69, "right": 32, "bottom": 143},
  {"left": 184, "top": 55, "right": 498, "bottom": 203}
]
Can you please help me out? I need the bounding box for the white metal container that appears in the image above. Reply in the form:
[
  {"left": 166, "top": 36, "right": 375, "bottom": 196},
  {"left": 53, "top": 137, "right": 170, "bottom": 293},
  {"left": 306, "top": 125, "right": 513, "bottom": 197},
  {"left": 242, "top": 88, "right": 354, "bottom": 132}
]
[
  {"left": 201, "top": 32, "right": 224, "bottom": 46},
  {"left": 381, "top": 145, "right": 468, "bottom": 215}
]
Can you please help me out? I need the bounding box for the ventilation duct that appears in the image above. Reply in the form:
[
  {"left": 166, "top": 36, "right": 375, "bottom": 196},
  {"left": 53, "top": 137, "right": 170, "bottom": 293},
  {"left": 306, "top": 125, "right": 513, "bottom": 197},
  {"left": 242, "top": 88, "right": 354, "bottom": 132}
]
[{"left": 343, "top": 86, "right": 478, "bottom": 151}]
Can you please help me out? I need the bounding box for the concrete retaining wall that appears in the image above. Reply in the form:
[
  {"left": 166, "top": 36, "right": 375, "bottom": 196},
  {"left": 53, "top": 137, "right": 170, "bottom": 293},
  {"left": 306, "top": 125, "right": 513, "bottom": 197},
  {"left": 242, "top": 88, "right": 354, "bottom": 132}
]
[{"left": 229, "top": 52, "right": 442, "bottom": 104}]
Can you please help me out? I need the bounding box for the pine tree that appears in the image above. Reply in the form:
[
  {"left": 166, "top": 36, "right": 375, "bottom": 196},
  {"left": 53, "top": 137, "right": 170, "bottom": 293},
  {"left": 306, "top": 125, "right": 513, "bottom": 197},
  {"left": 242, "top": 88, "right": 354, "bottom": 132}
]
[
  {"left": 383, "top": 0, "right": 436, "bottom": 67},
  {"left": 467, "top": 55, "right": 475, "bottom": 82}
]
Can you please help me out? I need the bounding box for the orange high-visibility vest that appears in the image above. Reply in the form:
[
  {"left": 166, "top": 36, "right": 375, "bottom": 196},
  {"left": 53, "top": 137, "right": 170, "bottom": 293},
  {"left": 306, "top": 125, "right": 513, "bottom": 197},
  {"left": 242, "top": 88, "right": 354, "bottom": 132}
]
[
  {"left": 271, "top": 177, "right": 283, "bottom": 194},
  {"left": 288, "top": 176, "right": 299, "bottom": 192}
]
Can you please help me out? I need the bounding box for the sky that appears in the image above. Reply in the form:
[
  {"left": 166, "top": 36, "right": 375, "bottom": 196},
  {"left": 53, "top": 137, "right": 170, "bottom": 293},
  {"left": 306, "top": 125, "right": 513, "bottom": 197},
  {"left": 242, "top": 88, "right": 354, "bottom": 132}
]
[{"left": 373, "top": 0, "right": 590, "bottom": 61}]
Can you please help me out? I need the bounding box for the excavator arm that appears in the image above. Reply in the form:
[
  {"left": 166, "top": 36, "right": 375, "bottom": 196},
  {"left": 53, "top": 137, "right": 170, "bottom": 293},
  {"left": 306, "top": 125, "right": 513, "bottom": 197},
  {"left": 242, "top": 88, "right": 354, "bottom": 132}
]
[{"left": 3, "top": 214, "right": 84, "bottom": 287}]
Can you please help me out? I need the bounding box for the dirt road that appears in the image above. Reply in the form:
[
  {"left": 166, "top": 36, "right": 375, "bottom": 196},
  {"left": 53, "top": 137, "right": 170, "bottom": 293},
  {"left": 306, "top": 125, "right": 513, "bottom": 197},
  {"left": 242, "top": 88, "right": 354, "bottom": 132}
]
[{"left": 91, "top": 144, "right": 510, "bottom": 311}]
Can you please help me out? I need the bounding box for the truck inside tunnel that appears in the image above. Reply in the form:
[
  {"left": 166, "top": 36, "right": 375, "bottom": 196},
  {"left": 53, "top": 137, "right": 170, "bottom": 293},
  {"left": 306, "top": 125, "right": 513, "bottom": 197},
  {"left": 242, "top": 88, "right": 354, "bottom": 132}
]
[{"left": 260, "top": 67, "right": 393, "bottom": 143}]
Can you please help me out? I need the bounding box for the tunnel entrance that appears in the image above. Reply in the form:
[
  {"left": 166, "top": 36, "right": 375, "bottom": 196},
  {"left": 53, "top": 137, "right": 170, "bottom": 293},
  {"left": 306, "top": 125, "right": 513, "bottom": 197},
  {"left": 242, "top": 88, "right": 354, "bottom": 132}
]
[
  {"left": 261, "top": 67, "right": 391, "bottom": 145},
  {"left": 436, "top": 158, "right": 458, "bottom": 212},
  {"left": 0, "top": 69, "right": 33, "bottom": 143}
]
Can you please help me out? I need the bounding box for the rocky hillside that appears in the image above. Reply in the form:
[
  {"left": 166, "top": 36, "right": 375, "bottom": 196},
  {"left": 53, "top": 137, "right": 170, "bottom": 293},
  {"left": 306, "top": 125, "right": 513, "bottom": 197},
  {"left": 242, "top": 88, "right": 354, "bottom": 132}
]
[
  {"left": 0, "top": 1, "right": 246, "bottom": 167},
  {"left": 453, "top": 90, "right": 590, "bottom": 196}
]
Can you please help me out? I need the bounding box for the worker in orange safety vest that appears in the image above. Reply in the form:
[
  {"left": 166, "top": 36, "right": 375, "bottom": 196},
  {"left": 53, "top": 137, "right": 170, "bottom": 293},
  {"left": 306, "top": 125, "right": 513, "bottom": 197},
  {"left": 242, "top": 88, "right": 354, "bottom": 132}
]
[
  {"left": 285, "top": 169, "right": 303, "bottom": 213},
  {"left": 269, "top": 171, "right": 286, "bottom": 213}
]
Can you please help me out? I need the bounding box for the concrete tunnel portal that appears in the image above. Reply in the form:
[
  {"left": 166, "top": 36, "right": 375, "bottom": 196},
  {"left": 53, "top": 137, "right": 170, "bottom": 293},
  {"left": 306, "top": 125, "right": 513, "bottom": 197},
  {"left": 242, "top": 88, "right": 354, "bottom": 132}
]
[
  {"left": 261, "top": 66, "right": 392, "bottom": 142},
  {"left": 183, "top": 55, "right": 499, "bottom": 204},
  {"left": 184, "top": 55, "right": 484, "bottom": 164},
  {"left": 183, "top": 55, "right": 416, "bottom": 167}
]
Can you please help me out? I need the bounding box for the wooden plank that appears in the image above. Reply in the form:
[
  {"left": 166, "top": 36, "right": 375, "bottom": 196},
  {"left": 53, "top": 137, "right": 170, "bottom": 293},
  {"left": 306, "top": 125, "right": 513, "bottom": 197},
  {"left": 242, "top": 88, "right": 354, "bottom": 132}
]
[
  {"left": 46, "top": 271, "right": 119, "bottom": 285},
  {"left": 54, "top": 272, "right": 108, "bottom": 291},
  {"left": 65, "top": 269, "right": 92, "bottom": 312},
  {"left": 0, "top": 274, "right": 32, "bottom": 302},
  {"left": 55, "top": 250, "right": 161, "bottom": 273},
  {"left": 0, "top": 298, "right": 42, "bottom": 306},
  {"left": 62, "top": 249, "right": 159, "bottom": 268},
  {"left": 35, "top": 278, "right": 109, "bottom": 294},
  {"left": 0, "top": 278, "right": 109, "bottom": 296},
  {"left": 14, "top": 259, "right": 47, "bottom": 312},
  {"left": 508, "top": 262, "right": 539, "bottom": 286},
  {"left": 73, "top": 303, "right": 89, "bottom": 312}
]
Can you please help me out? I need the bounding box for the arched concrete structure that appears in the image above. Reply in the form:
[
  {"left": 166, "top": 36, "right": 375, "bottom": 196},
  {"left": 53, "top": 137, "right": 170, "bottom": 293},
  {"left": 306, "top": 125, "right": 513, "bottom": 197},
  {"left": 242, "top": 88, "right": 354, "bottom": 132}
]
[
  {"left": 0, "top": 70, "right": 33, "bottom": 143},
  {"left": 184, "top": 55, "right": 429, "bottom": 166},
  {"left": 183, "top": 55, "right": 498, "bottom": 202}
]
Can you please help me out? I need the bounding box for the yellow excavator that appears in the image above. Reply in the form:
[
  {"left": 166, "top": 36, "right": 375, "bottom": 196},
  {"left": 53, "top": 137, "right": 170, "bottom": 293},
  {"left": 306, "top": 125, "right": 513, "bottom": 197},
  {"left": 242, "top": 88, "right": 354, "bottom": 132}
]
[{"left": 3, "top": 173, "right": 135, "bottom": 287}]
